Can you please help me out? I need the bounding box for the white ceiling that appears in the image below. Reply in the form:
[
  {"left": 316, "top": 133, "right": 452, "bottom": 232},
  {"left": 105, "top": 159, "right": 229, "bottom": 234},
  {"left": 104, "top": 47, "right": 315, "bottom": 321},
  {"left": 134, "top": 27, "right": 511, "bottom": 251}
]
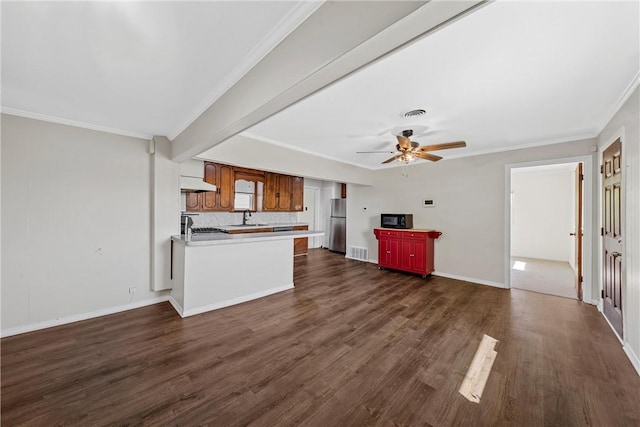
[
  {"left": 246, "top": 0, "right": 640, "bottom": 169},
  {"left": 1, "top": 1, "right": 320, "bottom": 139},
  {"left": 2, "top": 1, "right": 639, "bottom": 170}
]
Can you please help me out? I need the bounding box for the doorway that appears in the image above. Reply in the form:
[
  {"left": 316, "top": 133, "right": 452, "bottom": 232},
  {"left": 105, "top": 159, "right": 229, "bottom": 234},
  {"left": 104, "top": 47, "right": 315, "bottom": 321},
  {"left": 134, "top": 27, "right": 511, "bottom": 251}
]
[
  {"left": 299, "top": 186, "right": 321, "bottom": 248},
  {"left": 506, "top": 156, "right": 592, "bottom": 302},
  {"left": 510, "top": 163, "right": 581, "bottom": 298}
]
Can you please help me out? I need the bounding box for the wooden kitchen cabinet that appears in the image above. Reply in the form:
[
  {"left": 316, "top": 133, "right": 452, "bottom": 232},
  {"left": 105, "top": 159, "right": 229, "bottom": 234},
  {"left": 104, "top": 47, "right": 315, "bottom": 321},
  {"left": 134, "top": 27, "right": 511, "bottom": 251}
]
[
  {"left": 373, "top": 228, "right": 440, "bottom": 277},
  {"left": 186, "top": 162, "right": 234, "bottom": 212},
  {"left": 264, "top": 172, "right": 303, "bottom": 212},
  {"left": 185, "top": 162, "right": 303, "bottom": 213},
  {"left": 293, "top": 225, "right": 309, "bottom": 256},
  {"left": 185, "top": 192, "right": 201, "bottom": 211},
  {"left": 204, "top": 162, "right": 233, "bottom": 211},
  {"left": 290, "top": 176, "right": 304, "bottom": 212}
]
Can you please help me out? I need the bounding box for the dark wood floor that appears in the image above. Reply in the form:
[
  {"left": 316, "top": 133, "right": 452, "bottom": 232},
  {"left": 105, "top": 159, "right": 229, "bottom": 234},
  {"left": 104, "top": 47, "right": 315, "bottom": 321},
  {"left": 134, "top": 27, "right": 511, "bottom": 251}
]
[{"left": 2, "top": 249, "right": 640, "bottom": 426}]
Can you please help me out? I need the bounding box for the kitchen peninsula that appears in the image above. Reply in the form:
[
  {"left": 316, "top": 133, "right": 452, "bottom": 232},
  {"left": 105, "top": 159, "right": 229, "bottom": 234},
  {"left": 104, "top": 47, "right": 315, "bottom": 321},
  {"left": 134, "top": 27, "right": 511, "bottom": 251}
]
[{"left": 170, "top": 228, "right": 323, "bottom": 317}]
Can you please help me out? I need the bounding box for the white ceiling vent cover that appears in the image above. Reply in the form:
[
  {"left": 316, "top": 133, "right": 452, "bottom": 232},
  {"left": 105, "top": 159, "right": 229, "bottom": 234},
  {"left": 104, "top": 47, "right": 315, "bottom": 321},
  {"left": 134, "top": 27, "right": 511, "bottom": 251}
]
[{"left": 346, "top": 246, "right": 369, "bottom": 262}]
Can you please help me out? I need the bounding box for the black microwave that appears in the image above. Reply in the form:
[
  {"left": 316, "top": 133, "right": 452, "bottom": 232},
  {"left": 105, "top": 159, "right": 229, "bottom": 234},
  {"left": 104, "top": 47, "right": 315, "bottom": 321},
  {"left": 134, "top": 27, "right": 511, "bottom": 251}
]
[{"left": 381, "top": 214, "right": 413, "bottom": 229}]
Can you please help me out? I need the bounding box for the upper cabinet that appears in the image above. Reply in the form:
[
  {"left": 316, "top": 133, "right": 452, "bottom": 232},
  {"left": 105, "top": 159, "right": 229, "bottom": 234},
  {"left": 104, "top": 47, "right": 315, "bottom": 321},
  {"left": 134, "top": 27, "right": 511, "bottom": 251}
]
[
  {"left": 185, "top": 162, "right": 234, "bottom": 212},
  {"left": 264, "top": 172, "right": 303, "bottom": 212},
  {"left": 204, "top": 162, "right": 233, "bottom": 211},
  {"left": 291, "top": 176, "right": 304, "bottom": 211},
  {"left": 184, "top": 162, "right": 302, "bottom": 213}
]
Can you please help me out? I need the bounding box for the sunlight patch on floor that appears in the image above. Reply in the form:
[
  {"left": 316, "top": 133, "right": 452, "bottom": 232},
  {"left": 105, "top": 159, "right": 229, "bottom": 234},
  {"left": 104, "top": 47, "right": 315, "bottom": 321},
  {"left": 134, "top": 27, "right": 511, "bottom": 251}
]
[
  {"left": 512, "top": 260, "right": 527, "bottom": 271},
  {"left": 459, "top": 334, "right": 499, "bottom": 403}
]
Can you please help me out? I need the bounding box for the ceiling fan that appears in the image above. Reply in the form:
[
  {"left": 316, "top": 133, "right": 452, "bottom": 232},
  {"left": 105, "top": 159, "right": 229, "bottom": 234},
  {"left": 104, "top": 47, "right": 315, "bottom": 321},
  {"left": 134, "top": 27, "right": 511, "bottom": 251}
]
[{"left": 357, "top": 129, "right": 466, "bottom": 164}]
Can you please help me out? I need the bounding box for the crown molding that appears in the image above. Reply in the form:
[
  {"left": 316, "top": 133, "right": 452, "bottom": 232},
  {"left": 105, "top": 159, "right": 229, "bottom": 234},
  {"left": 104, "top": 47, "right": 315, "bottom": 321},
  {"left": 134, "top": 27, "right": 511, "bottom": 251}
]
[
  {"left": 0, "top": 107, "right": 153, "bottom": 140},
  {"left": 595, "top": 70, "right": 640, "bottom": 136},
  {"left": 240, "top": 131, "right": 376, "bottom": 170}
]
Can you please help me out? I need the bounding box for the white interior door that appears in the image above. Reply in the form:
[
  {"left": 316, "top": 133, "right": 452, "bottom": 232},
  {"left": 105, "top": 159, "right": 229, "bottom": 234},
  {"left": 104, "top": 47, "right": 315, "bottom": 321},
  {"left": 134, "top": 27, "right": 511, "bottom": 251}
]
[{"left": 299, "top": 187, "right": 321, "bottom": 248}]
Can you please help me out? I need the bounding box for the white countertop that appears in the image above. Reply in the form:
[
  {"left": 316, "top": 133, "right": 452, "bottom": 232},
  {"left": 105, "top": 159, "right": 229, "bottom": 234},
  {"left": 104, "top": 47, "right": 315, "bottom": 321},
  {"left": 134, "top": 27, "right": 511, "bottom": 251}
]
[
  {"left": 213, "top": 222, "right": 309, "bottom": 232},
  {"left": 172, "top": 229, "right": 324, "bottom": 246}
]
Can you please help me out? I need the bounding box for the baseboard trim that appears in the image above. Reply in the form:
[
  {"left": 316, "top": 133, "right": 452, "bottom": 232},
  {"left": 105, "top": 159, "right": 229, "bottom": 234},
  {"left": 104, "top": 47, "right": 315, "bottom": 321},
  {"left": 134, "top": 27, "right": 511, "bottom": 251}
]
[
  {"left": 345, "top": 256, "right": 376, "bottom": 263},
  {"left": 623, "top": 343, "right": 640, "bottom": 377},
  {"left": 181, "top": 284, "right": 295, "bottom": 317},
  {"left": 1, "top": 296, "right": 170, "bottom": 338},
  {"left": 433, "top": 271, "right": 506, "bottom": 289},
  {"left": 167, "top": 295, "right": 186, "bottom": 318}
]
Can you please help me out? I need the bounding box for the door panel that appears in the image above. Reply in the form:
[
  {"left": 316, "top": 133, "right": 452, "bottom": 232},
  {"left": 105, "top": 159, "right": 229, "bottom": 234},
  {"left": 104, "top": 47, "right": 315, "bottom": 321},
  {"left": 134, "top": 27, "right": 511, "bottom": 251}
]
[
  {"left": 388, "top": 238, "right": 400, "bottom": 269},
  {"left": 185, "top": 193, "right": 201, "bottom": 212},
  {"left": 218, "top": 164, "right": 234, "bottom": 210},
  {"left": 602, "top": 138, "right": 623, "bottom": 338},
  {"left": 400, "top": 240, "right": 412, "bottom": 271},
  {"left": 412, "top": 240, "right": 426, "bottom": 273},
  {"left": 574, "top": 163, "right": 583, "bottom": 299}
]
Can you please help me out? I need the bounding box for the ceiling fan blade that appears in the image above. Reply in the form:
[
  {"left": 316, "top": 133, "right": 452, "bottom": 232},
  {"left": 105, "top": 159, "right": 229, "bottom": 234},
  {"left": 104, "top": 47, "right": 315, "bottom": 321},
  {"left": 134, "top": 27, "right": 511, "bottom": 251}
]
[
  {"left": 415, "top": 152, "right": 442, "bottom": 162},
  {"left": 356, "top": 151, "right": 395, "bottom": 154},
  {"left": 396, "top": 134, "right": 411, "bottom": 150},
  {"left": 417, "top": 141, "right": 467, "bottom": 152},
  {"left": 382, "top": 154, "right": 403, "bottom": 164}
]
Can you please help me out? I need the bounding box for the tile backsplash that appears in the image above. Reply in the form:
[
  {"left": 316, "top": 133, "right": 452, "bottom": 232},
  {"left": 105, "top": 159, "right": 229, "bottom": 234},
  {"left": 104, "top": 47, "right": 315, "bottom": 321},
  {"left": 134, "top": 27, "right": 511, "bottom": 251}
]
[{"left": 188, "top": 212, "right": 299, "bottom": 228}]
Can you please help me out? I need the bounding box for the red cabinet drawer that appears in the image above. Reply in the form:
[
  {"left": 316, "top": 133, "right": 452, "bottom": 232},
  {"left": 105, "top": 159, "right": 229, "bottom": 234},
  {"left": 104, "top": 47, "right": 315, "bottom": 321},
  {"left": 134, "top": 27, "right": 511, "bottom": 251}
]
[
  {"left": 376, "top": 229, "right": 401, "bottom": 238},
  {"left": 401, "top": 231, "right": 427, "bottom": 240}
]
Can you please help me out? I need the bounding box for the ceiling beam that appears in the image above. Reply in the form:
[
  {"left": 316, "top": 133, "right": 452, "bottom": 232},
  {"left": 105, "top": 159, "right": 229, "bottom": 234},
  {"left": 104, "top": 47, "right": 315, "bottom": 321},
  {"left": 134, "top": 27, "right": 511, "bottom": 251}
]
[{"left": 171, "top": 0, "right": 486, "bottom": 163}]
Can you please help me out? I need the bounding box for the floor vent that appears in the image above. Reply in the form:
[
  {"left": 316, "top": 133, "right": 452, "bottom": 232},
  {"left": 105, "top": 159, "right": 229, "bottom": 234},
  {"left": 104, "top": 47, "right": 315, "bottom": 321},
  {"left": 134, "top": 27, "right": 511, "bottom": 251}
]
[{"left": 347, "top": 246, "right": 369, "bottom": 262}]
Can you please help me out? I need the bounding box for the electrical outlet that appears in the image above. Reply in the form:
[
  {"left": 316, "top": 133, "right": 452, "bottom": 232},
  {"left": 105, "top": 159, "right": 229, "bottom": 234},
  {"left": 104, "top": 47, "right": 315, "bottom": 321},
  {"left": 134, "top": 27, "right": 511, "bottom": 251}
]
[
  {"left": 129, "top": 287, "right": 137, "bottom": 294},
  {"left": 423, "top": 199, "right": 435, "bottom": 208}
]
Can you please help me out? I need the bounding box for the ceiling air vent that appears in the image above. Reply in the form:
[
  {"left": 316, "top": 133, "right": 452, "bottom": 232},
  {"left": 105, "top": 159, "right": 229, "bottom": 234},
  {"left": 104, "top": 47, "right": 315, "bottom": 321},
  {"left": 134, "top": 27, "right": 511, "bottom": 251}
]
[{"left": 402, "top": 109, "right": 426, "bottom": 118}]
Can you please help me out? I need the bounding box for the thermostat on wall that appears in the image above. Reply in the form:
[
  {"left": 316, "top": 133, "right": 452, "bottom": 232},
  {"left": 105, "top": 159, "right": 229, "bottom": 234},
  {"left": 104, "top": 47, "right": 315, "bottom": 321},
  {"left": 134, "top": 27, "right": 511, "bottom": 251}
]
[{"left": 423, "top": 199, "right": 435, "bottom": 208}]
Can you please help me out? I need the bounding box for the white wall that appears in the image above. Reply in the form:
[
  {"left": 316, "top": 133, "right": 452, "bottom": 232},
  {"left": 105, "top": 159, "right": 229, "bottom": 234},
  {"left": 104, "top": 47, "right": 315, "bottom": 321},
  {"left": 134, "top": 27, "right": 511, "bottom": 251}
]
[
  {"left": 1, "top": 114, "right": 168, "bottom": 334},
  {"left": 510, "top": 167, "right": 575, "bottom": 262},
  {"left": 597, "top": 86, "right": 640, "bottom": 372},
  {"left": 198, "top": 133, "right": 375, "bottom": 185},
  {"left": 347, "top": 138, "right": 596, "bottom": 288}
]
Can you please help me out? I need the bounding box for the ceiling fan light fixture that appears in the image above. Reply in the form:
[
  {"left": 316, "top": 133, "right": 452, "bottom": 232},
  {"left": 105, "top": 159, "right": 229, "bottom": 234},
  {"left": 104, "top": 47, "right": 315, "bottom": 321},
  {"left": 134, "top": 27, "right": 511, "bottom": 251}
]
[{"left": 402, "top": 109, "right": 426, "bottom": 118}]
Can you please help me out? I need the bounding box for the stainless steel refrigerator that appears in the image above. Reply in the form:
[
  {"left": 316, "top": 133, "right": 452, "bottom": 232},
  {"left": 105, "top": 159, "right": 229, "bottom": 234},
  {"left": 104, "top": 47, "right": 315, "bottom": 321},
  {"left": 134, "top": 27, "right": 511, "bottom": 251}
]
[{"left": 328, "top": 198, "right": 346, "bottom": 253}]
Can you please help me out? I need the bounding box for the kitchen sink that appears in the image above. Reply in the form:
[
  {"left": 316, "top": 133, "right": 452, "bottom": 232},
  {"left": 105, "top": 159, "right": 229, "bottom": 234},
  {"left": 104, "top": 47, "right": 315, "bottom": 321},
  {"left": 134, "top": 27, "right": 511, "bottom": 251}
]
[{"left": 228, "top": 223, "right": 269, "bottom": 227}]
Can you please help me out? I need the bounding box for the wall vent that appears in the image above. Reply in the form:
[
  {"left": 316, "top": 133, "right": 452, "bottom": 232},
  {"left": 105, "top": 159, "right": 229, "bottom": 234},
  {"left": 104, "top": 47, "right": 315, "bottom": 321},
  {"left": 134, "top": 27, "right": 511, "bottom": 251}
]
[{"left": 346, "top": 246, "right": 369, "bottom": 262}]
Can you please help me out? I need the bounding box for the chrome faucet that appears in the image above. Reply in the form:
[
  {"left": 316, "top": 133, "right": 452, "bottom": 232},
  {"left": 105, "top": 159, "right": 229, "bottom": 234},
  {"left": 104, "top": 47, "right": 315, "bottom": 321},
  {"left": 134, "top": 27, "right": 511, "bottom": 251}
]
[{"left": 242, "top": 210, "right": 252, "bottom": 225}]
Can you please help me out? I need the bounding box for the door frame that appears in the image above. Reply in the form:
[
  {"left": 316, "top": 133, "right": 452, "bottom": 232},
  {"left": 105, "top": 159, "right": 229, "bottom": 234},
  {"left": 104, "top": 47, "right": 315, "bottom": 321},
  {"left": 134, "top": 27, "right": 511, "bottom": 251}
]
[
  {"left": 599, "top": 126, "right": 627, "bottom": 343},
  {"left": 504, "top": 155, "right": 594, "bottom": 303},
  {"left": 303, "top": 185, "right": 322, "bottom": 248}
]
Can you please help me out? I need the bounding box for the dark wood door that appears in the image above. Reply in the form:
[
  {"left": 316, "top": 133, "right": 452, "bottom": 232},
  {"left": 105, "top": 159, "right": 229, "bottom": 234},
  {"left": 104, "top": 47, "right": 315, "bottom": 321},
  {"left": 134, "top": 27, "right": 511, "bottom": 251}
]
[
  {"left": 277, "top": 175, "right": 292, "bottom": 211},
  {"left": 603, "top": 138, "right": 623, "bottom": 337},
  {"left": 217, "top": 164, "right": 234, "bottom": 210},
  {"left": 573, "top": 163, "right": 583, "bottom": 299},
  {"left": 263, "top": 172, "right": 279, "bottom": 211}
]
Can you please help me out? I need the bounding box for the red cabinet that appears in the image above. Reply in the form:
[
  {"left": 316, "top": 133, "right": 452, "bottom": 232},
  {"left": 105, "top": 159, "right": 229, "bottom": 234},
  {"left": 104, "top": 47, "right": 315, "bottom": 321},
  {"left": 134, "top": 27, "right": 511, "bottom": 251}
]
[
  {"left": 376, "top": 229, "right": 401, "bottom": 270},
  {"left": 373, "top": 228, "right": 440, "bottom": 278}
]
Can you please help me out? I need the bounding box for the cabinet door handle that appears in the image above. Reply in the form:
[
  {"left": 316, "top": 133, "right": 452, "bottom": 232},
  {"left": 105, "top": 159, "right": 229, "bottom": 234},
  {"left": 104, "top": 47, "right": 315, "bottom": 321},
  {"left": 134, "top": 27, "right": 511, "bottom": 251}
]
[
  {"left": 409, "top": 254, "right": 415, "bottom": 257},
  {"left": 386, "top": 251, "right": 391, "bottom": 254}
]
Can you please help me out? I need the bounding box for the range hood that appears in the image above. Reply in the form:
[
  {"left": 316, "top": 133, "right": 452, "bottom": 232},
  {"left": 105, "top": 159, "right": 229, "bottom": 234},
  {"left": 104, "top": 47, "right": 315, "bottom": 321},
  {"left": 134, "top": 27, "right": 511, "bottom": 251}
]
[{"left": 180, "top": 159, "right": 217, "bottom": 193}]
